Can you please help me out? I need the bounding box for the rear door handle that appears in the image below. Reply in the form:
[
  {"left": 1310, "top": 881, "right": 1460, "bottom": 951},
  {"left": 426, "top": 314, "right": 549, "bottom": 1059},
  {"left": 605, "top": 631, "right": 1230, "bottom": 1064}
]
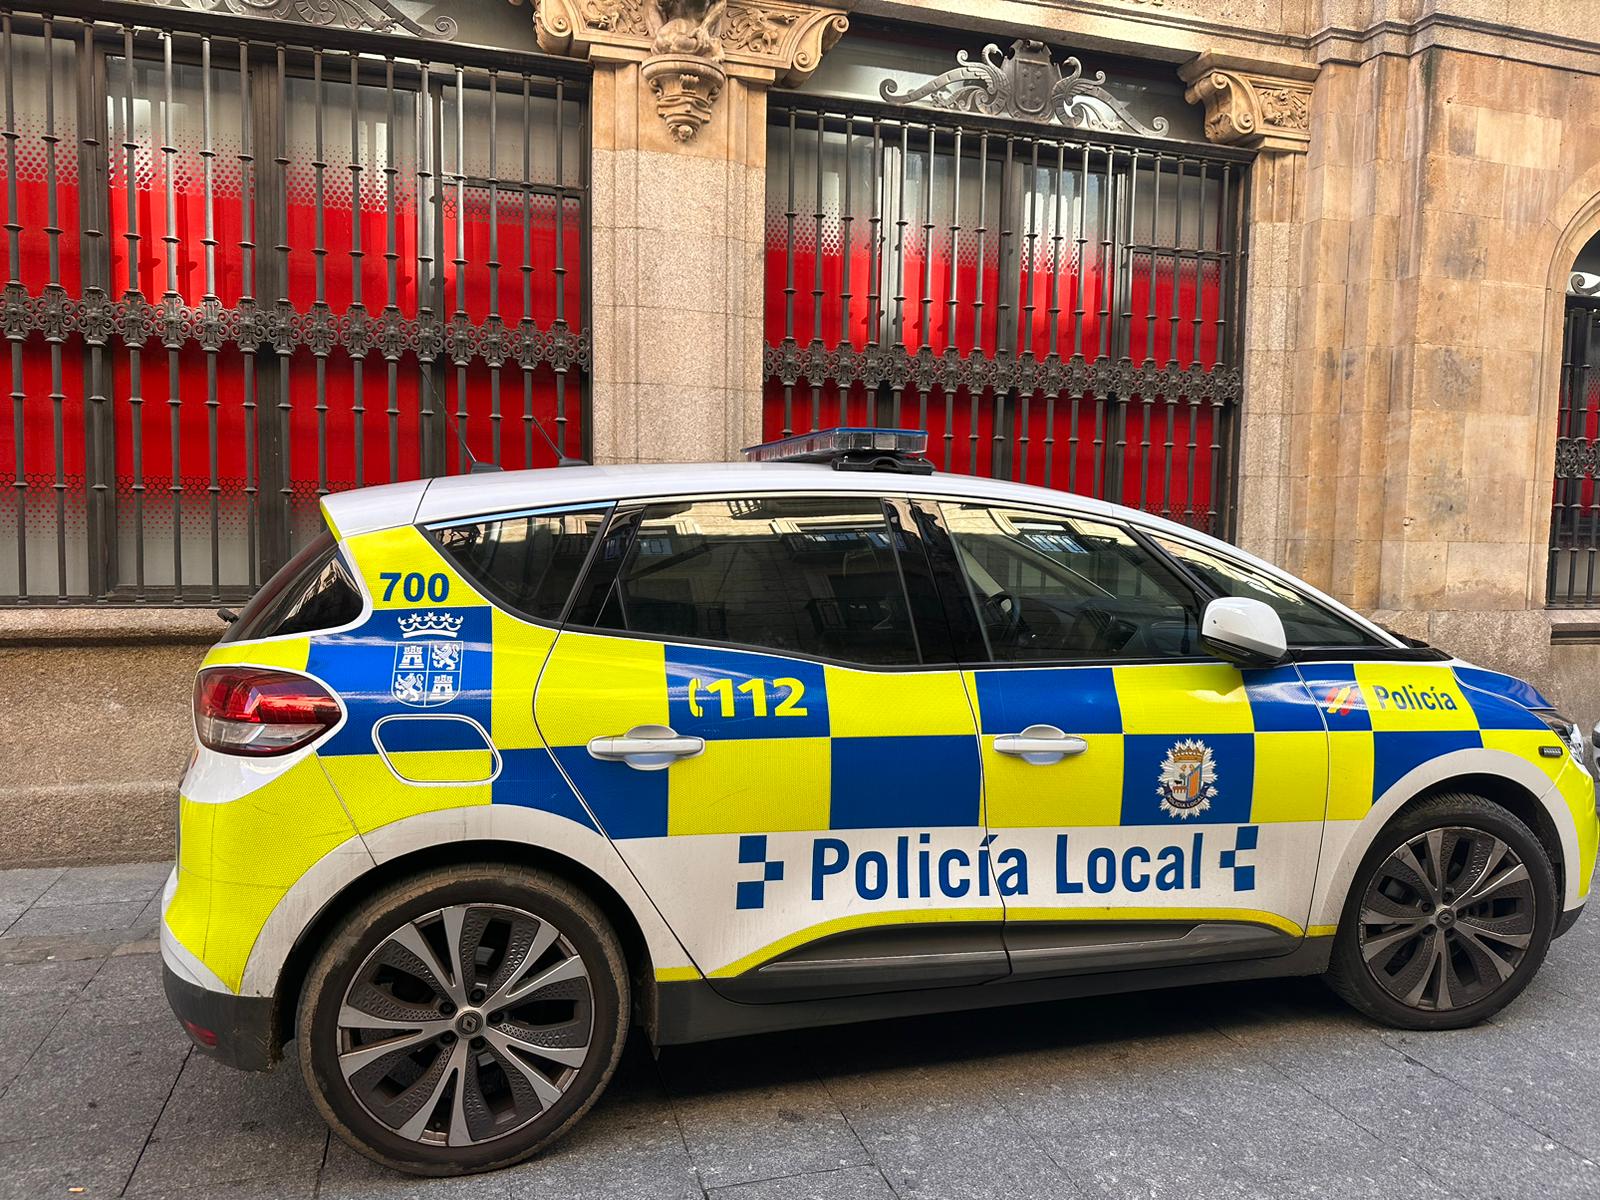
[
  {"left": 992, "top": 724, "right": 1089, "bottom": 766},
  {"left": 587, "top": 724, "right": 705, "bottom": 771}
]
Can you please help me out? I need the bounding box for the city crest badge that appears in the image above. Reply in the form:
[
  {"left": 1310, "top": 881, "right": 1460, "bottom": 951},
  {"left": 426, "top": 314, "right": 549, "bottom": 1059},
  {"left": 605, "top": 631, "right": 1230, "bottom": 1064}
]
[
  {"left": 1157, "top": 738, "right": 1217, "bottom": 819},
  {"left": 391, "top": 611, "right": 465, "bottom": 709}
]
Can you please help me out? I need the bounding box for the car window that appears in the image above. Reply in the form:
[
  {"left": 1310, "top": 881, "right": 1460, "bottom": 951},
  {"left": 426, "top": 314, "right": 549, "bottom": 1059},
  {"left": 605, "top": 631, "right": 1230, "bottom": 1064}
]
[
  {"left": 431, "top": 506, "right": 610, "bottom": 624},
  {"left": 590, "top": 496, "right": 921, "bottom": 666},
  {"left": 1151, "top": 535, "right": 1383, "bottom": 648},
  {"left": 942, "top": 504, "right": 1201, "bottom": 662},
  {"left": 220, "top": 531, "right": 362, "bottom": 642}
]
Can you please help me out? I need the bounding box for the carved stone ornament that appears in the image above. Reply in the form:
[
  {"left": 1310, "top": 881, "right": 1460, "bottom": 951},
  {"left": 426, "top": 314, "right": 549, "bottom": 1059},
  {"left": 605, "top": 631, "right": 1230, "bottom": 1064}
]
[
  {"left": 1572, "top": 271, "right": 1600, "bottom": 299},
  {"left": 879, "top": 39, "right": 1168, "bottom": 138},
  {"left": 635, "top": 0, "right": 728, "bottom": 141},
  {"left": 642, "top": 53, "right": 727, "bottom": 141},
  {"left": 1179, "top": 52, "right": 1317, "bottom": 154},
  {"left": 130, "top": 0, "right": 458, "bottom": 38},
  {"left": 533, "top": 0, "right": 846, "bottom": 139}
]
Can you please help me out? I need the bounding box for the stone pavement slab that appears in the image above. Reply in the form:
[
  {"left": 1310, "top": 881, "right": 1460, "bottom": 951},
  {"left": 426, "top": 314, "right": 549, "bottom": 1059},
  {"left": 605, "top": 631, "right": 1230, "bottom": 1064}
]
[{"left": 6, "top": 861, "right": 1600, "bottom": 1200}]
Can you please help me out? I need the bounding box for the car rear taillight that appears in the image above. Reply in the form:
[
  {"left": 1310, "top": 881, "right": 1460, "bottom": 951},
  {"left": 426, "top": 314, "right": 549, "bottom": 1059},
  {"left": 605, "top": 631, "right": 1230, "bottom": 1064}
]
[{"left": 194, "top": 667, "right": 341, "bottom": 757}]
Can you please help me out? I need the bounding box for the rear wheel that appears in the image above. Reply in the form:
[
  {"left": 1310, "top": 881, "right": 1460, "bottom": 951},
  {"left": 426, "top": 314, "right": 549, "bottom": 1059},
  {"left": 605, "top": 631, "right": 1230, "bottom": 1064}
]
[
  {"left": 1326, "top": 793, "right": 1557, "bottom": 1030},
  {"left": 297, "top": 864, "right": 629, "bottom": 1175}
]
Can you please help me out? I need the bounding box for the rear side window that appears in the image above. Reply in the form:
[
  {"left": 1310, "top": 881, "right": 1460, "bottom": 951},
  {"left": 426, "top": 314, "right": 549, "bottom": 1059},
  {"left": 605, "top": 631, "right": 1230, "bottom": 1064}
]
[
  {"left": 1152, "top": 535, "right": 1382, "bottom": 648},
  {"left": 586, "top": 496, "right": 921, "bottom": 665},
  {"left": 221, "top": 532, "right": 362, "bottom": 642},
  {"left": 431, "top": 507, "right": 610, "bottom": 624}
]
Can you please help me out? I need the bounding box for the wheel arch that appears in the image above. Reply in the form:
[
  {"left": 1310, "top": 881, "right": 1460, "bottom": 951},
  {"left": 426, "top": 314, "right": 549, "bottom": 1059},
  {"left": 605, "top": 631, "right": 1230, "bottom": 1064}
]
[
  {"left": 1310, "top": 748, "right": 1582, "bottom": 929},
  {"left": 1403, "top": 773, "right": 1566, "bottom": 901},
  {"left": 270, "top": 836, "right": 665, "bottom": 1056}
]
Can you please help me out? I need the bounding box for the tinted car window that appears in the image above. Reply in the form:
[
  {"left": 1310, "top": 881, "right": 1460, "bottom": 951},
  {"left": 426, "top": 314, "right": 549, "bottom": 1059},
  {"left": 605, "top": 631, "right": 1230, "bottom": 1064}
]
[
  {"left": 221, "top": 532, "right": 362, "bottom": 642},
  {"left": 943, "top": 504, "right": 1201, "bottom": 662},
  {"left": 432, "top": 507, "right": 610, "bottom": 624},
  {"left": 1152, "top": 535, "right": 1382, "bottom": 648},
  {"left": 591, "top": 496, "right": 920, "bottom": 665}
]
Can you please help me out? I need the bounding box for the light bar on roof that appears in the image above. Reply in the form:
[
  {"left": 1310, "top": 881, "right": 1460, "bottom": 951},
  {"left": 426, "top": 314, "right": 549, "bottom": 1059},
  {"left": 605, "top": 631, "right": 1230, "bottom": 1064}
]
[{"left": 743, "top": 427, "right": 929, "bottom": 464}]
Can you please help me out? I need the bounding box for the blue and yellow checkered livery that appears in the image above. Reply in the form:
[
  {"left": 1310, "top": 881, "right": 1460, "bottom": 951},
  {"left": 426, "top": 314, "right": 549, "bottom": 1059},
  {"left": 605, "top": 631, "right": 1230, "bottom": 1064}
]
[
  {"left": 168, "top": 511, "right": 1600, "bottom": 993},
  {"left": 536, "top": 634, "right": 983, "bottom": 839}
]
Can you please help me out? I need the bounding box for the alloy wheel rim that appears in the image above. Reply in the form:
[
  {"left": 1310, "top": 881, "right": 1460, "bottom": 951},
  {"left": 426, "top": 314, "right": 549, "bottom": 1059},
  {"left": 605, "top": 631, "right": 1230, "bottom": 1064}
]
[
  {"left": 1358, "top": 825, "right": 1536, "bottom": 1012},
  {"left": 336, "top": 903, "right": 594, "bottom": 1148}
]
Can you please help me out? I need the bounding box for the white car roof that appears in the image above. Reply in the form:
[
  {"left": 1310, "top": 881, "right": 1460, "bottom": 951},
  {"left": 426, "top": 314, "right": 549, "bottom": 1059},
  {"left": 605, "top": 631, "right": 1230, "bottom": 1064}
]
[{"left": 322, "top": 462, "right": 1401, "bottom": 646}]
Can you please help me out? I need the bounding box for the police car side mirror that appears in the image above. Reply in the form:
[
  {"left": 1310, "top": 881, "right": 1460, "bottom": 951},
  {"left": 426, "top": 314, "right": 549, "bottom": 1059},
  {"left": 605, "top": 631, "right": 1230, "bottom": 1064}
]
[{"left": 1201, "top": 596, "right": 1287, "bottom": 668}]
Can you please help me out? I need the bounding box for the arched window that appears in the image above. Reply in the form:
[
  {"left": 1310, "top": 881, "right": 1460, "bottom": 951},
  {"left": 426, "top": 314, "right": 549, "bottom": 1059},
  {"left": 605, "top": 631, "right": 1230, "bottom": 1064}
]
[{"left": 1550, "top": 232, "right": 1600, "bottom": 606}]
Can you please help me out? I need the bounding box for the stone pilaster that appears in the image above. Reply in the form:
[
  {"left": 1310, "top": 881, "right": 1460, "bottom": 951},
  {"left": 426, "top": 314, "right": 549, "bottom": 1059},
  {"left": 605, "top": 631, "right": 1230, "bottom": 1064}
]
[
  {"left": 1230, "top": 150, "right": 1306, "bottom": 563},
  {"left": 534, "top": 0, "right": 846, "bottom": 462},
  {"left": 1182, "top": 53, "right": 1318, "bottom": 563}
]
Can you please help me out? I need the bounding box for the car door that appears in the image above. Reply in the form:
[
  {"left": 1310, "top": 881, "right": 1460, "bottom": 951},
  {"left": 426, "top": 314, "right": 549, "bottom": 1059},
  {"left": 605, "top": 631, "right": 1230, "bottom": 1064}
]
[
  {"left": 533, "top": 493, "right": 1005, "bottom": 1001},
  {"left": 926, "top": 500, "right": 1330, "bottom": 979}
]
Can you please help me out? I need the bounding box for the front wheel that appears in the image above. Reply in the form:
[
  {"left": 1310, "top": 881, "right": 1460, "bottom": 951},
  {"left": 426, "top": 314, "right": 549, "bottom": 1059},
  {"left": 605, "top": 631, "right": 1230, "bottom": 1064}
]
[
  {"left": 1325, "top": 792, "right": 1557, "bottom": 1031},
  {"left": 297, "top": 864, "right": 629, "bottom": 1175}
]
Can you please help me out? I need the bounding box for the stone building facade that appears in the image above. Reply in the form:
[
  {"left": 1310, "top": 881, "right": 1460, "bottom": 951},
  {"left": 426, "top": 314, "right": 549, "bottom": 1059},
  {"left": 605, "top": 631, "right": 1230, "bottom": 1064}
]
[{"left": 2, "top": 0, "right": 1599, "bottom": 865}]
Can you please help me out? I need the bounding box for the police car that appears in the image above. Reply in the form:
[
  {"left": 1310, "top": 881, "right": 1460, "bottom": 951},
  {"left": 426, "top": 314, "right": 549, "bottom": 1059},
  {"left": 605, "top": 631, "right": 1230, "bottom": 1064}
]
[{"left": 163, "top": 427, "right": 1598, "bottom": 1175}]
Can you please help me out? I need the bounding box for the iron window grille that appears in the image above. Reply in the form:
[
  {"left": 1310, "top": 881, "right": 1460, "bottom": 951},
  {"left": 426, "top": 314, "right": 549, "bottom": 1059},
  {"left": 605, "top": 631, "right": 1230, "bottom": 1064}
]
[
  {"left": 0, "top": 4, "right": 591, "bottom": 605},
  {"left": 1550, "top": 295, "right": 1600, "bottom": 607},
  {"left": 762, "top": 92, "right": 1249, "bottom": 539}
]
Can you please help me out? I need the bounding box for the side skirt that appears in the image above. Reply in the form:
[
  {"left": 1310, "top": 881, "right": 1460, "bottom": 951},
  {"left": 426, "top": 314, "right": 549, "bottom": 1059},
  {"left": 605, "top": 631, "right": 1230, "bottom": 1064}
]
[{"left": 652, "top": 935, "right": 1334, "bottom": 1046}]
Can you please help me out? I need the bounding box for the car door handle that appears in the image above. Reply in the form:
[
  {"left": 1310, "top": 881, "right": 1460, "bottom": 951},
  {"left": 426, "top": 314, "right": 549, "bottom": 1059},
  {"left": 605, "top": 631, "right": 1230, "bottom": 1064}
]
[
  {"left": 992, "top": 724, "right": 1089, "bottom": 766},
  {"left": 587, "top": 725, "right": 705, "bottom": 771}
]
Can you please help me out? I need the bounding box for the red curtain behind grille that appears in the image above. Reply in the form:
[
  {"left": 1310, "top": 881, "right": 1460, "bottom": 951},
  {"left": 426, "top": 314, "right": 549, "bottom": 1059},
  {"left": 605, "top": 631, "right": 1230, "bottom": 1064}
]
[
  {"left": 763, "top": 172, "right": 1225, "bottom": 526},
  {"left": 2, "top": 48, "right": 586, "bottom": 597}
]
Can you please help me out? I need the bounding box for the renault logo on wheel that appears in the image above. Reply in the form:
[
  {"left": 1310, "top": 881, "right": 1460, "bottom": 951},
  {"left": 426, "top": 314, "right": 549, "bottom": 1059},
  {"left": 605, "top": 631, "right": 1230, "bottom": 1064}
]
[{"left": 456, "top": 1011, "right": 483, "bottom": 1036}]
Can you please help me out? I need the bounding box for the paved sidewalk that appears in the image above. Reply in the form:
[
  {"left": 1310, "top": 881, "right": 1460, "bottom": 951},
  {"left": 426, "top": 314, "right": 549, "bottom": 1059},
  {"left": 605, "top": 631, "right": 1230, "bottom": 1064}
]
[{"left": 4, "top": 863, "right": 1600, "bottom": 1199}]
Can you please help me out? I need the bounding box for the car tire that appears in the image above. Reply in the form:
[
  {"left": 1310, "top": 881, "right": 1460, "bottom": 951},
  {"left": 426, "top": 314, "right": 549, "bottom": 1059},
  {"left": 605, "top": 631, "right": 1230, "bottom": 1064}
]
[
  {"left": 1325, "top": 792, "right": 1557, "bottom": 1031},
  {"left": 297, "top": 864, "right": 629, "bottom": 1176}
]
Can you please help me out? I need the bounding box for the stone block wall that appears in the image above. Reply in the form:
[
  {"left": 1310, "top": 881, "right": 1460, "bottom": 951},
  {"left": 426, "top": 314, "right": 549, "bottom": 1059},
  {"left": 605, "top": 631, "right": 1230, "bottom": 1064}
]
[{"left": 0, "top": 612, "right": 214, "bottom": 868}]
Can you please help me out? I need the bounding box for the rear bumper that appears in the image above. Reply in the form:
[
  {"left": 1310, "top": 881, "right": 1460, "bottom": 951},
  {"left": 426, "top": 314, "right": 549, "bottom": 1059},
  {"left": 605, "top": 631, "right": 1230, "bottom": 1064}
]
[
  {"left": 162, "top": 963, "right": 278, "bottom": 1072},
  {"left": 159, "top": 869, "right": 278, "bottom": 1072}
]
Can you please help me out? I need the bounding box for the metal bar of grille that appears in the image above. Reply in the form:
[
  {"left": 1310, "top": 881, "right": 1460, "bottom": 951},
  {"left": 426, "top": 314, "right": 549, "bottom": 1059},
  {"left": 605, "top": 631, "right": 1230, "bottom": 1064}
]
[
  {"left": 239, "top": 39, "right": 258, "bottom": 588},
  {"left": 1587, "top": 309, "right": 1600, "bottom": 604},
  {"left": 348, "top": 52, "right": 364, "bottom": 489},
  {"left": 1137, "top": 155, "right": 1160, "bottom": 512},
  {"left": 866, "top": 118, "right": 882, "bottom": 425},
  {"left": 1210, "top": 163, "right": 1234, "bottom": 533},
  {"left": 162, "top": 30, "right": 183, "bottom": 598},
  {"left": 520, "top": 72, "right": 533, "bottom": 467},
  {"left": 80, "top": 20, "right": 111, "bottom": 600},
  {"left": 762, "top": 98, "right": 1246, "bottom": 538},
  {"left": 201, "top": 34, "right": 220, "bottom": 599},
  {"left": 42, "top": 17, "right": 66, "bottom": 599},
  {"left": 418, "top": 58, "right": 437, "bottom": 476},
  {"left": 780, "top": 107, "right": 795, "bottom": 437},
  {"left": 841, "top": 113, "right": 854, "bottom": 358},
  {"left": 311, "top": 50, "right": 329, "bottom": 503},
  {"left": 121, "top": 26, "right": 146, "bottom": 598},
  {"left": 890, "top": 121, "right": 907, "bottom": 426},
  {"left": 2, "top": 13, "right": 24, "bottom": 598},
  {"left": 383, "top": 55, "right": 400, "bottom": 483},
  {"left": 942, "top": 122, "right": 957, "bottom": 471},
  {"left": 916, "top": 122, "right": 934, "bottom": 435},
  {"left": 486, "top": 69, "right": 502, "bottom": 464},
  {"left": 810, "top": 112, "right": 824, "bottom": 432},
  {"left": 450, "top": 65, "right": 467, "bottom": 471},
  {"left": 273, "top": 43, "right": 292, "bottom": 554},
  {"left": 971, "top": 130, "right": 986, "bottom": 474},
  {"left": 552, "top": 75, "right": 571, "bottom": 458}
]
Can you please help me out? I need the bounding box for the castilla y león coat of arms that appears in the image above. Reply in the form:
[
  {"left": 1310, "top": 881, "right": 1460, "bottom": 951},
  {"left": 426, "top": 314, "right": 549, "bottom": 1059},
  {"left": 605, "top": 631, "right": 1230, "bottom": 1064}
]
[
  {"left": 1157, "top": 738, "right": 1217, "bottom": 819},
  {"left": 391, "top": 611, "right": 465, "bottom": 708}
]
